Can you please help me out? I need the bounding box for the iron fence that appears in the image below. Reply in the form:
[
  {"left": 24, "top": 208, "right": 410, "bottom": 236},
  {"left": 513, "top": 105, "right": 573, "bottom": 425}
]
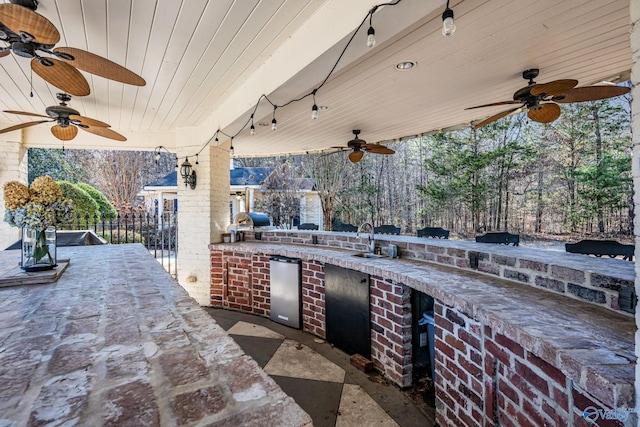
[{"left": 56, "top": 211, "right": 178, "bottom": 278}]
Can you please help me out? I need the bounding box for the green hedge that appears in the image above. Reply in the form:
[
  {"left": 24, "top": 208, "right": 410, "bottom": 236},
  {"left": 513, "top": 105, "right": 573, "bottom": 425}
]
[
  {"left": 75, "top": 182, "right": 117, "bottom": 220},
  {"left": 57, "top": 181, "right": 99, "bottom": 222}
]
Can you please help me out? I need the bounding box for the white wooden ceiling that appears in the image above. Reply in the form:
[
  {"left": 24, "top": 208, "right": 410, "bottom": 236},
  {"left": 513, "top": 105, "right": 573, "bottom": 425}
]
[{"left": 0, "top": 0, "right": 633, "bottom": 155}]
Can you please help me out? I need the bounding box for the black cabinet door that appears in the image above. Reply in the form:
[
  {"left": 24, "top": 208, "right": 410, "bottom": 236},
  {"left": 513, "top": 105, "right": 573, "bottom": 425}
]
[{"left": 324, "top": 264, "right": 370, "bottom": 359}]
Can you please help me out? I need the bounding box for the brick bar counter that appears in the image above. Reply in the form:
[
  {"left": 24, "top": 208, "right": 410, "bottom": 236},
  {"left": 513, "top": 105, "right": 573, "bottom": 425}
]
[
  {"left": 210, "top": 231, "right": 636, "bottom": 427},
  {"left": 0, "top": 244, "right": 311, "bottom": 427}
]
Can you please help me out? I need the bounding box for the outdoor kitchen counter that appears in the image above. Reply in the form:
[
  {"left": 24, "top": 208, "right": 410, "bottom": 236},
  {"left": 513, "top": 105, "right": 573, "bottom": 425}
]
[
  {"left": 0, "top": 244, "right": 311, "bottom": 427},
  {"left": 211, "top": 240, "right": 636, "bottom": 410}
]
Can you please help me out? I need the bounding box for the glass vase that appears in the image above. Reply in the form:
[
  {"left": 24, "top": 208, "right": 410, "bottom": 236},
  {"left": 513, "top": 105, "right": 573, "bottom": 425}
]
[{"left": 21, "top": 226, "right": 57, "bottom": 272}]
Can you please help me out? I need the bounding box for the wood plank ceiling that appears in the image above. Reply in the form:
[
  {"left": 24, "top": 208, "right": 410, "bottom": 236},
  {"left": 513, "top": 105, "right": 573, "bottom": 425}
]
[{"left": 0, "top": 0, "right": 632, "bottom": 156}]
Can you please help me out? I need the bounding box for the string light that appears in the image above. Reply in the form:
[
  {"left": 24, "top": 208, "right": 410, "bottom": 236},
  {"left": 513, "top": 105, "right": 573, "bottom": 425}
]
[
  {"left": 367, "top": 5, "right": 379, "bottom": 48},
  {"left": 178, "top": 0, "right": 403, "bottom": 161},
  {"left": 442, "top": 0, "right": 456, "bottom": 37},
  {"left": 271, "top": 107, "right": 277, "bottom": 131},
  {"left": 311, "top": 90, "right": 318, "bottom": 120}
]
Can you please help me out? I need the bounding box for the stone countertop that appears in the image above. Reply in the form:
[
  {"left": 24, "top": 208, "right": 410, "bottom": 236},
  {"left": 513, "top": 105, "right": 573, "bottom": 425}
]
[
  {"left": 211, "top": 241, "right": 636, "bottom": 408},
  {"left": 0, "top": 244, "right": 312, "bottom": 427}
]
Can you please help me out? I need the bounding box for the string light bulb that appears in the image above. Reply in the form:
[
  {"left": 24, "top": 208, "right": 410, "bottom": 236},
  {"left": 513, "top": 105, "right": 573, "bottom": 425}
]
[
  {"left": 230, "top": 138, "right": 235, "bottom": 156},
  {"left": 366, "top": 5, "right": 378, "bottom": 48},
  {"left": 311, "top": 90, "right": 319, "bottom": 120},
  {"left": 367, "top": 26, "right": 375, "bottom": 48},
  {"left": 271, "top": 106, "right": 277, "bottom": 131},
  {"left": 250, "top": 124, "right": 256, "bottom": 135},
  {"left": 442, "top": 0, "right": 456, "bottom": 37}
]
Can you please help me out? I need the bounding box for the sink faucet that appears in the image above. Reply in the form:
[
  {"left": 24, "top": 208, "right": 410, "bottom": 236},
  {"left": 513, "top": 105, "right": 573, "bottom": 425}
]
[{"left": 357, "top": 222, "right": 375, "bottom": 253}]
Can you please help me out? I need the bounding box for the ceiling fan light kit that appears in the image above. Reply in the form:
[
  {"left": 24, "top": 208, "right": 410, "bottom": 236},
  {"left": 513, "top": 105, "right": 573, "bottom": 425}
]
[
  {"left": 0, "top": 92, "right": 126, "bottom": 142},
  {"left": 467, "top": 68, "right": 631, "bottom": 129},
  {"left": 0, "top": 3, "right": 146, "bottom": 97},
  {"left": 330, "top": 129, "right": 396, "bottom": 163}
]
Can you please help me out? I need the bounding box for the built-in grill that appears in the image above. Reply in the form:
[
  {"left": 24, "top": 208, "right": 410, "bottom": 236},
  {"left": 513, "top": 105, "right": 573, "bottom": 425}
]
[{"left": 233, "top": 212, "right": 271, "bottom": 229}]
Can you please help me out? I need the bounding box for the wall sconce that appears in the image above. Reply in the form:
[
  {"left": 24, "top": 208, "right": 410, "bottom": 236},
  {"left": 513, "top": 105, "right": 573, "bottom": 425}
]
[{"left": 180, "top": 158, "right": 197, "bottom": 189}]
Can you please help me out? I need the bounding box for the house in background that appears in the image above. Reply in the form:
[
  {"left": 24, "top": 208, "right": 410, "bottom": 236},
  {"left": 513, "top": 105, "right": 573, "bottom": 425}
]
[{"left": 141, "top": 161, "right": 323, "bottom": 228}]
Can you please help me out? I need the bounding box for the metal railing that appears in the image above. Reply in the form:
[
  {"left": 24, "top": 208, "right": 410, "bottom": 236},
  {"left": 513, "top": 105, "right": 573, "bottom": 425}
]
[{"left": 56, "top": 211, "right": 178, "bottom": 278}]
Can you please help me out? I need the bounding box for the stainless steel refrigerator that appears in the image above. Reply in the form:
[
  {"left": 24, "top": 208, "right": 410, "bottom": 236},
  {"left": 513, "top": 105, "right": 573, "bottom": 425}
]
[{"left": 269, "top": 255, "right": 302, "bottom": 329}]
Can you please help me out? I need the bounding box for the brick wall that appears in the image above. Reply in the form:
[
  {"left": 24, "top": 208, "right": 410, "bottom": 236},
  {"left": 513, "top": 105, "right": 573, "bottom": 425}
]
[
  {"left": 435, "top": 301, "right": 628, "bottom": 427},
  {"left": 302, "top": 260, "right": 325, "bottom": 337},
  {"left": 370, "top": 276, "right": 413, "bottom": 387},
  {"left": 177, "top": 141, "right": 230, "bottom": 306},
  {"left": 241, "top": 230, "right": 634, "bottom": 314}
]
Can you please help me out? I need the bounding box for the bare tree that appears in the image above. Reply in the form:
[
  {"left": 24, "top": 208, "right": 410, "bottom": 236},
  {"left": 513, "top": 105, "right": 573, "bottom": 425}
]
[
  {"left": 303, "top": 152, "right": 351, "bottom": 231},
  {"left": 90, "top": 150, "right": 173, "bottom": 211}
]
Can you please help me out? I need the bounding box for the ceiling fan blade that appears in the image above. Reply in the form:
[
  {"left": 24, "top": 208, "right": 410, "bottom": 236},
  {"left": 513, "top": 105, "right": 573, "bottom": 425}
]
[
  {"left": 79, "top": 125, "right": 127, "bottom": 141},
  {"left": 51, "top": 125, "right": 78, "bottom": 141},
  {"left": 0, "top": 50, "right": 10, "bottom": 58},
  {"left": 31, "top": 58, "right": 90, "bottom": 96},
  {"left": 3, "top": 109, "right": 50, "bottom": 118},
  {"left": 465, "top": 100, "right": 522, "bottom": 110},
  {"left": 0, "top": 4, "right": 60, "bottom": 44},
  {"left": 69, "top": 115, "right": 110, "bottom": 128},
  {"left": 54, "top": 47, "right": 146, "bottom": 87},
  {"left": 0, "top": 120, "right": 48, "bottom": 134},
  {"left": 349, "top": 151, "right": 364, "bottom": 163},
  {"left": 527, "top": 103, "right": 561, "bottom": 124},
  {"left": 473, "top": 107, "right": 520, "bottom": 130},
  {"left": 530, "top": 79, "right": 578, "bottom": 97},
  {"left": 363, "top": 144, "right": 395, "bottom": 154},
  {"left": 554, "top": 85, "right": 631, "bottom": 103}
]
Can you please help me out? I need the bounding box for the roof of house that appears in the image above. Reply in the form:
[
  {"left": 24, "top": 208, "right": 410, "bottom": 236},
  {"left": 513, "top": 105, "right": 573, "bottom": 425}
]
[
  {"left": 230, "top": 167, "right": 272, "bottom": 186},
  {"left": 144, "top": 167, "right": 273, "bottom": 189}
]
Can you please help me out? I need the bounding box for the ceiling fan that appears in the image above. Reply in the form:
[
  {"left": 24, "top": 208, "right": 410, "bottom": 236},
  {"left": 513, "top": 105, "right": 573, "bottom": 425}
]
[
  {"left": 466, "top": 69, "right": 631, "bottom": 130},
  {"left": 0, "top": 1, "right": 145, "bottom": 97},
  {"left": 331, "top": 129, "right": 395, "bottom": 163},
  {"left": 0, "top": 92, "right": 127, "bottom": 141}
]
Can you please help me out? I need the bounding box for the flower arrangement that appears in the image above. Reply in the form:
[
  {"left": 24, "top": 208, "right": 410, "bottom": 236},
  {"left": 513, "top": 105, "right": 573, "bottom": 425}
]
[
  {"left": 3, "top": 176, "right": 74, "bottom": 231},
  {"left": 3, "top": 176, "right": 73, "bottom": 270}
]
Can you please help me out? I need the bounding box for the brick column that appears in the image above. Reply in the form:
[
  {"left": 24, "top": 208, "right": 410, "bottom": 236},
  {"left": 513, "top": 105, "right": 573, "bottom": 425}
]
[
  {"left": 176, "top": 130, "right": 230, "bottom": 305},
  {"left": 633, "top": 0, "right": 640, "bottom": 414},
  {"left": 0, "top": 138, "right": 27, "bottom": 245}
]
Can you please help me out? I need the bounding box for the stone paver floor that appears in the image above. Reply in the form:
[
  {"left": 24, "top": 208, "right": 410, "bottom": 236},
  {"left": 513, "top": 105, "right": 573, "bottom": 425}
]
[{"left": 205, "top": 308, "right": 436, "bottom": 427}]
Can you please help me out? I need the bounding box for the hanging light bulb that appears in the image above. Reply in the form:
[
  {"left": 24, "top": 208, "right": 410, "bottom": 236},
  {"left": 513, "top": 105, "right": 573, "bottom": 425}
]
[
  {"left": 195, "top": 154, "right": 199, "bottom": 165},
  {"left": 271, "top": 106, "right": 277, "bottom": 131},
  {"left": 366, "top": 6, "right": 377, "bottom": 48},
  {"left": 230, "top": 138, "right": 235, "bottom": 156},
  {"left": 250, "top": 124, "right": 256, "bottom": 135},
  {"left": 311, "top": 89, "right": 319, "bottom": 120},
  {"left": 367, "top": 26, "right": 376, "bottom": 48},
  {"left": 442, "top": 1, "right": 456, "bottom": 37}
]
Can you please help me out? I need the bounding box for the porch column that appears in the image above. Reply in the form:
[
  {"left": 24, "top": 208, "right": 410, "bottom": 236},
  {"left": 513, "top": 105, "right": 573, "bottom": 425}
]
[
  {"left": 0, "top": 137, "right": 27, "bottom": 245},
  {"left": 632, "top": 0, "right": 640, "bottom": 412},
  {"left": 176, "top": 130, "right": 231, "bottom": 305}
]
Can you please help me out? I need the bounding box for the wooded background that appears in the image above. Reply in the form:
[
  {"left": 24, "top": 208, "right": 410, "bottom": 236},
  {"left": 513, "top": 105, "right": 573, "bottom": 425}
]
[
  {"left": 239, "top": 93, "right": 632, "bottom": 239},
  {"left": 28, "top": 89, "right": 632, "bottom": 240}
]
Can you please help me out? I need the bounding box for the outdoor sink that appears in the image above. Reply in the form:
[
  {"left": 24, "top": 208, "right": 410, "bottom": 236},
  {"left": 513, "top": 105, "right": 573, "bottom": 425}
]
[{"left": 352, "top": 252, "right": 384, "bottom": 259}]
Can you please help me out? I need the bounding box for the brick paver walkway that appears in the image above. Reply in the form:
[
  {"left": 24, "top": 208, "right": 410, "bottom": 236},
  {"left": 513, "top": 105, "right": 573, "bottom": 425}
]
[{"left": 0, "top": 244, "right": 311, "bottom": 426}]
